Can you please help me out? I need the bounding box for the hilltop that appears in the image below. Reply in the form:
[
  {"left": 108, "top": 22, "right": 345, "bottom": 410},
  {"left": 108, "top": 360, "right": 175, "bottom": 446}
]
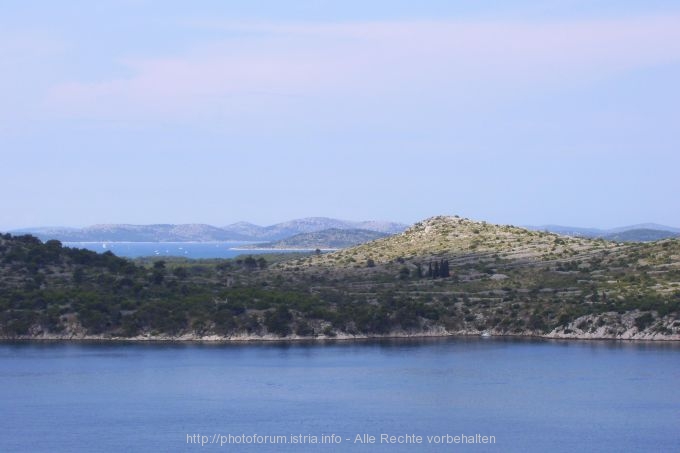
[
  {"left": 1, "top": 216, "right": 679, "bottom": 341},
  {"left": 303, "top": 216, "right": 601, "bottom": 267}
]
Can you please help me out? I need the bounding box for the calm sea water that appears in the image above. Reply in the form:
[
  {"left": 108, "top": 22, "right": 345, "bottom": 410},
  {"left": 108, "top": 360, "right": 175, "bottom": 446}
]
[
  {"left": 1, "top": 338, "right": 679, "bottom": 452},
  {"left": 62, "top": 242, "right": 310, "bottom": 259}
]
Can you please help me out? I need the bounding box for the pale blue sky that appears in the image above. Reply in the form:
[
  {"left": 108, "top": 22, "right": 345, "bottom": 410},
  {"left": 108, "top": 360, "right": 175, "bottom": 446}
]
[{"left": 2, "top": 1, "right": 679, "bottom": 229}]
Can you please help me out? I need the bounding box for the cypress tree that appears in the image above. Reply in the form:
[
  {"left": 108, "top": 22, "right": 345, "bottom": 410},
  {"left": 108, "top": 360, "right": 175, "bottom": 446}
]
[{"left": 441, "top": 259, "right": 450, "bottom": 278}]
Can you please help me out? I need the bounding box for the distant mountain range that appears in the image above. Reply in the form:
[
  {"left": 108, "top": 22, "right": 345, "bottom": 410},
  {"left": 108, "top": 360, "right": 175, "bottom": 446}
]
[
  {"left": 220, "top": 218, "right": 405, "bottom": 241},
  {"left": 9, "top": 217, "right": 408, "bottom": 243},
  {"left": 9, "top": 219, "right": 679, "bottom": 244},
  {"left": 527, "top": 223, "right": 680, "bottom": 242}
]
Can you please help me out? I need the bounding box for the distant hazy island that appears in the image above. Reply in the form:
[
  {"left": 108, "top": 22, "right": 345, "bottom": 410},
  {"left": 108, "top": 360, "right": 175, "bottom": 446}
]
[
  {"left": 242, "top": 228, "right": 389, "bottom": 250},
  {"left": 1, "top": 216, "right": 679, "bottom": 341},
  {"left": 11, "top": 217, "right": 680, "bottom": 245},
  {"left": 526, "top": 223, "right": 680, "bottom": 242},
  {"left": 10, "top": 217, "right": 407, "bottom": 243}
]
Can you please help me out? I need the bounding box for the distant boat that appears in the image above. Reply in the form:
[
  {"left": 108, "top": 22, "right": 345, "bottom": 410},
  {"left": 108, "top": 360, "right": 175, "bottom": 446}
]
[{"left": 480, "top": 331, "right": 491, "bottom": 338}]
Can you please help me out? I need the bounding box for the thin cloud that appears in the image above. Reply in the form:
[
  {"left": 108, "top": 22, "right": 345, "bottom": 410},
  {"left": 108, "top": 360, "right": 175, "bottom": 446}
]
[{"left": 47, "top": 15, "right": 680, "bottom": 119}]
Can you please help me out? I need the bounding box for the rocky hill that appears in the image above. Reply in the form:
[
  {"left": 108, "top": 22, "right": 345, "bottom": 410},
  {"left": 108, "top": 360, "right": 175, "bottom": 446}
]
[
  {"left": 308, "top": 216, "right": 601, "bottom": 266},
  {"left": 276, "top": 216, "right": 680, "bottom": 340}
]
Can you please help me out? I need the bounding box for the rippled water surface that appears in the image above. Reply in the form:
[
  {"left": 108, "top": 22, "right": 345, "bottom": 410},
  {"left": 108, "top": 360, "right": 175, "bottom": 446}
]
[{"left": 2, "top": 338, "right": 679, "bottom": 452}]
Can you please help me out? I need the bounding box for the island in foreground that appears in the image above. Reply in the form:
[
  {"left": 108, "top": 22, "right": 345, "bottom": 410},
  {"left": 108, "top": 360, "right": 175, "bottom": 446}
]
[{"left": 1, "top": 216, "right": 679, "bottom": 341}]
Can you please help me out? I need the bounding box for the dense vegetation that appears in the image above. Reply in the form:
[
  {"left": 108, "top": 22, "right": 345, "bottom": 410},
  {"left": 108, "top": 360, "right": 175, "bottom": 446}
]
[
  {"left": 0, "top": 234, "right": 325, "bottom": 337},
  {"left": 1, "top": 216, "right": 679, "bottom": 340}
]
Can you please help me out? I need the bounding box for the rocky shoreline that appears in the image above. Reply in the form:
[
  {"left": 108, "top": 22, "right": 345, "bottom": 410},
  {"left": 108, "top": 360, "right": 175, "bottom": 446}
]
[
  {"left": 3, "top": 310, "right": 678, "bottom": 343},
  {"left": 3, "top": 326, "right": 679, "bottom": 343}
]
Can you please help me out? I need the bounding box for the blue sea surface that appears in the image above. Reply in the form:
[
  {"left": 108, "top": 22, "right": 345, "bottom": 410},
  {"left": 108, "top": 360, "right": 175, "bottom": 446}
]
[
  {"left": 1, "top": 338, "right": 679, "bottom": 452},
  {"left": 61, "top": 242, "right": 309, "bottom": 259}
]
